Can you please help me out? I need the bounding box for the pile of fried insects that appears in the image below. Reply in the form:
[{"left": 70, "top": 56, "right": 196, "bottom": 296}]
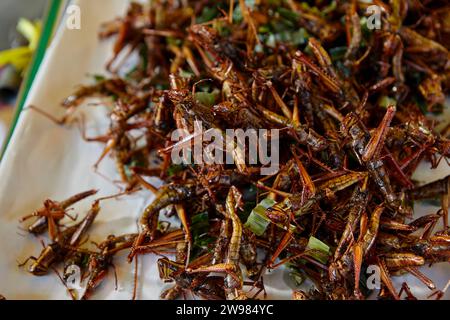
[{"left": 17, "top": 0, "right": 450, "bottom": 300}]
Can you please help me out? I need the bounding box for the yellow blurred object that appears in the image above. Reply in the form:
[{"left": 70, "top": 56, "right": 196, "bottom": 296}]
[
  {"left": 0, "top": 18, "right": 41, "bottom": 73},
  {"left": 0, "top": 47, "right": 32, "bottom": 71},
  {"left": 17, "top": 18, "right": 42, "bottom": 51}
]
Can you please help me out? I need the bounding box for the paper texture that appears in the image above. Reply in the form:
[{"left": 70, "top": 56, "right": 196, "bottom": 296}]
[{"left": 0, "top": 0, "right": 448, "bottom": 300}]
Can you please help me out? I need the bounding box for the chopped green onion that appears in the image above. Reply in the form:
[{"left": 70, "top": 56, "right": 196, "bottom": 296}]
[
  {"left": 321, "top": 1, "right": 337, "bottom": 17},
  {"left": 379, "top": 96, "right": 397, "bottom": 109},
  {"left": 167, "top": 37, "right": 181, "bottom": 46},
  {"left": 167, "top": 164, "right": 185, "bottom": 176},
  {"left": 266, "top": 34, "right": 276, "bottom": 48},
  {"left": 244, "top": 198, "right": 276, "bottom": 236},
  {"left": 191, "top": 211, "right": 209, "bottom": 227},
  {"left": 197, "top": 6, "right": 219, "bottom": 24},
  {"left": 289, "top": 270, "right": 305, "bottom": 286},
  {"left": 90, "top": 74, "right": 106, "bottom": 83},
  {"left": 232, "top": 5, "right": 243, "bottom": 23},
  {"left": 245, "top": 0, "right": 256, "bottom": 9},
  {"left": 306, "top": 236, "right": 330, "bottom": 264},
  {"left": 329, "top": 46, "right": 347, "bottom": 61},
  {"left": 179, "top": 69, "right": 194, "bottom": 79},
  {"left": 191, "top": 211, "right": 214, "bottom": 259},
  {"left": 277, "top": 7, "right": 299, "bottom": 22},
  {"left": 195, "top": 89, "right": 219, "bottom": 107},
  {"left": 300, "top": 3, "right": 321, "bottom": 16},
  {"left": 245, "top": 209, "right": 270, "bottom": 236},
  {"left": 280, "top": 28, "right": 309, "bottom": 46},
  {"left": 258, "top": 25, "right": 271, "bottom": 34}
]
